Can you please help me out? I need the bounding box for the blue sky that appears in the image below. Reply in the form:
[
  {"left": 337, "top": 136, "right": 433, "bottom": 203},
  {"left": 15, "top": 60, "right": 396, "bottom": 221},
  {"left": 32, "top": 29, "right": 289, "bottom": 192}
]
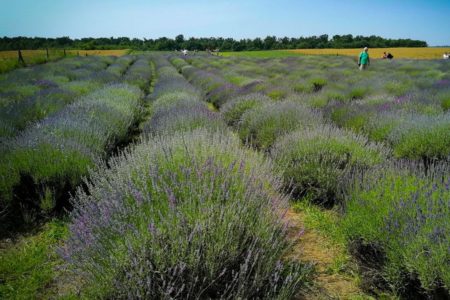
[{"left": 1, "top": 0, "right": 449, "bottom": 46}]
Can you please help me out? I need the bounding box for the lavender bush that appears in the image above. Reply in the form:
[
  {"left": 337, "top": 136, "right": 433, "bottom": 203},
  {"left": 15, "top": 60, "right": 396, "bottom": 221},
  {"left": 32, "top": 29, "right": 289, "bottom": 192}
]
[
  {"left": 145, "top": 101, "right": 226, "bottom": 135},
  {"left": 437, "top": 89, "right": 450, "bottom": 111},
  {"left": 271, "top": 124, "right": 387, "bottom": 205},
  {"left": 238, "top": 101, "right": 323, "bottom": 150},
  {"left": 0, "top": 84, "right": 142, "bottom": 221},
  {"left": 142, "top": 56, "right": 227, "bottom": 135},
  {"left": 62, "top": 129, "right": 312, "bottom": 299},
  {"left": 151, "top": 63, "right": 199, "bottom": 101},
  {"left": 169, "top": 56, "right": 190, "bottom": 71},
  {"left": 181, "top": 65, "right": 240, "bottom": 108},
  {"left": 387, "top": 112, "right": 450, "bottom": 160},
  {"left": 342, "top": 162, "right": 450, "bottom": 295},
  {"left": 105, "top": 55, "right": 135, "bottom": 78},
  {"left": 123, "top": 57, "right": 153, "bottom": 93},
  {"left": 221, "top": 93, "right": 272, "bottom": 127},
  {"left": 0, "top": 56, "right": 132, "bottom": 139}
]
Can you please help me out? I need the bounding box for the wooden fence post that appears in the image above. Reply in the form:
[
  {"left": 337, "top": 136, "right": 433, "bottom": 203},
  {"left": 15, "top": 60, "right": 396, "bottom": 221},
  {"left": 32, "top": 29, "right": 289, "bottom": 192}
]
[{"left": 18, "top": 50, "right": 26, "bottom": 65}]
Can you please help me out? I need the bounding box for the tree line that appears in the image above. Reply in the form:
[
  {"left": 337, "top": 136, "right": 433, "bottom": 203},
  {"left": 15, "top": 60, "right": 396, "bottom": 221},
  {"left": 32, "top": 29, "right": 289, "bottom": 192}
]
[{"left": 0, "top": 34, "right": 427, "bottom": 51}]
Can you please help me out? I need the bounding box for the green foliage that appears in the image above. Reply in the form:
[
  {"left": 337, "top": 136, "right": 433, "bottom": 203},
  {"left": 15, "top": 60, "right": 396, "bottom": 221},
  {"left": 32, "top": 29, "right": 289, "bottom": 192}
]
[
  {"left": 0, "top": 220, "right": 68, "bottom": 299},
  {"left": 238, "top": 101, "right": 323, "bottom": 150},
  {"left": 293, "top": 201, "right": 346, "bottom": 246},
  {"left": 271, "top": 125, "right": 386, "bottom": 205},
  {"left": 64, "top": 129, "right": 313, "bottom": 299},
  {"left": 348, "top": 86, "right": 370, "bottom": 100},
  {"left": 309, "top": 77, "right": 327, "bottom": 92},
  {"left": 267, "top": 89, "right": 288, "bottom": 100},
  {"left": 221, "top": 93, "right": 271, "bottom": 127},
  {"left": 0, "top": 84, "right": 40, "bottom": 105},
  {"left": 151, "top": 92, "right": 198, "bottom": 114},
  {"left": 292, "top": 77, "right": 327, "bottom": 94},
  {"left": 341, "top": 164, "right": 450, "bottom": 293},
  {"left": 366, "top": 117, "right": 399, "bottom": 142},
  {"left": 384, "top": 80, "right": 413, "bottom": 97},
  {"left": 438, "top": 90, "right": 450, "bottom": 111},
  {"left": 0, "top": 35, "right": 428, "bottom": 52},
  {"left": 0, "top": 58, "right": 20, "bottom": 74},
  {"left": 0, "top": 52, "right": 68, "bottom": 74},
  {"left": 442, "top": 98, "right": 450, "bottom": 111},
  {"left": 328, "top": 104, "right": 373, "bottom": 133},
  {"left": 293, "top": 82, "right": 310, "bottom": 93},
  {"left": 387, "top": 113, "right": 450, "bottom": 160},
  {"left": 0, "top": 146, "right": 93, "bottom": 214},
  {"left": 145, "top": 101, "right": 227, "bottom": 136},
  {"left": 0, "top": 84, "right": 142, "bottom": 219},
  {"left": 169, "top": 57, "right": 189, "bottom": 71},
  {"left": 61, "top": 80, "right": 102, "bottom": 96}
]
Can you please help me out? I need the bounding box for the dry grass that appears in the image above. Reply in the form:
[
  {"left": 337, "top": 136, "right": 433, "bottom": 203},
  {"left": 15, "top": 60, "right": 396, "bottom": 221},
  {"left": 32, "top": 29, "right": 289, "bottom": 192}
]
[
  {"left": 0, "top": 49, "right": 130, "bottom": 73},
  {"left": 288, "top": 47, "right": 450, "bottom": 59},
  {"left": 0, "top": 49, "right": 129, "bottom": 59},
  {"left": 284, "top": 208, "right": 371, "bottom": 299},
  {"left": 64, "top": 49, "right": 130, "bottom": 56}
]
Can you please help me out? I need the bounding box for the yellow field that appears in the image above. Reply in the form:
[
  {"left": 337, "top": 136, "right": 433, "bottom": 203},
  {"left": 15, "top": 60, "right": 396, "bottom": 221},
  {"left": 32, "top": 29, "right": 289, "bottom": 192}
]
[{"left": 288, "top": 47, "right": 450, "bottom": 59}]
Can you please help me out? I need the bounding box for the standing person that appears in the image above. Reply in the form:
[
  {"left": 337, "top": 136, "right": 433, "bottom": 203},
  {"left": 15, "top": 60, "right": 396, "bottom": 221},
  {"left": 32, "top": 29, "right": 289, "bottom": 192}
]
[{"left": 358, "top": 47, "right": 370, "bottom": 70}]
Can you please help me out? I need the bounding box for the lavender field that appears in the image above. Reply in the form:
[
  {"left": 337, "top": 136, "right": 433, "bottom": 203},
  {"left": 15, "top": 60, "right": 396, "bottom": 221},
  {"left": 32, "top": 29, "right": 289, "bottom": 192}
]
[{"left": 0, "top": 52, "right": 449, "bottom": 299}]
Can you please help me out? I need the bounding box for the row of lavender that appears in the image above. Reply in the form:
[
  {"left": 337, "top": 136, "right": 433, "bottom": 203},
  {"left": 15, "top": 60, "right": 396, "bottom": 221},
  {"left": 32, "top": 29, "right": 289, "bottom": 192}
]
[
  {"left": 61, "top": 55, "right": 312, "bottom": 298},
  {"left": 0, "top": 55, "right": 137, "bottom": 140},
  {"left": 0, "top": 55, "right": 153, "bottom": 228},
  {"left": 173, "top": 56, "right": 450, "bottom": 297},
  {"left": 188, "top": 55, "right": 450, "bottom": 163}
]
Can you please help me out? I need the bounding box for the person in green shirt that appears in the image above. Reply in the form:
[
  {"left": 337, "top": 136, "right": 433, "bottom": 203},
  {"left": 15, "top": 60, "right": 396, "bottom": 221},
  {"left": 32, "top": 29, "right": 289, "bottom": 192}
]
[{"left": 358, "top": 47, "right": 370, "bottom": 70}]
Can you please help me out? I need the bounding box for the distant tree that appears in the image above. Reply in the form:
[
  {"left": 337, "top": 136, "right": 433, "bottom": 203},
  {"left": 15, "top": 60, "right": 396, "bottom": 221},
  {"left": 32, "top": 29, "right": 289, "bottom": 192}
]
[
  {"left": 252, "top": 38, "right": 264, "bottom": 50},
  {"left": 0, "top": 35, "right": 428, "bottom": 51},
  {"left": 175, "top": 34, "right": 185, "bottom": 49},
  {"left": 265, "top": 36, "right": 277, "bottom": 49}
]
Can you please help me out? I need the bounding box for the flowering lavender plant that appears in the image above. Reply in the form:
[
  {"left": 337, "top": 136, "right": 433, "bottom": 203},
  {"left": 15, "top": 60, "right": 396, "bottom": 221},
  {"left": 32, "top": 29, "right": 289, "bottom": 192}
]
[
  {"left": 238, "top": 101, "right": 323, "bottom": 150},
  {"left": 271, "top": 124, "right": 387, "bottom": 205},
  {"left": 342, "top": 161, "right": 450, "bottom": 294},
  {"left": 62, "top": 129, "right": 312, "bottom": 299},
  {"left": 0, "top": 84, "right": 143, "bottom": 221}
]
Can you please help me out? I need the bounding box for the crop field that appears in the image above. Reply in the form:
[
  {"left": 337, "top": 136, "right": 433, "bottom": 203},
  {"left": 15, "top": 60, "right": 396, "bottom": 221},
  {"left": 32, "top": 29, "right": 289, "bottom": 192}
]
[
  {"left": 0, "top": 49, "right": 130, "bottom": 73},
  {"left": 288, "top": 47, "right": 450, "bottom": 59},
  {"left": 0, "top": 52, "right": 449, "bottom": 299},
  {"left": 223, "top": 47, "right": 450, "bottom": 59}
]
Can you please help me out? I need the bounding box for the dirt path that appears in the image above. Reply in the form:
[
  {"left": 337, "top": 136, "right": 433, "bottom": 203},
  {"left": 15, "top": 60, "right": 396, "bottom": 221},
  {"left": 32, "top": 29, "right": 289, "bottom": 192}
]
[{"left": 284, "top": 208, "right": 369, "bottom": 300}]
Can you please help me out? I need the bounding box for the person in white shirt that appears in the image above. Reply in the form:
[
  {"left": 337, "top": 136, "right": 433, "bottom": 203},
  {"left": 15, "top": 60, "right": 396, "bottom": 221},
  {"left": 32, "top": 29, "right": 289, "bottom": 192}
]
[{"left": 443, "top": 53, "right": 449, "bottom": 60}]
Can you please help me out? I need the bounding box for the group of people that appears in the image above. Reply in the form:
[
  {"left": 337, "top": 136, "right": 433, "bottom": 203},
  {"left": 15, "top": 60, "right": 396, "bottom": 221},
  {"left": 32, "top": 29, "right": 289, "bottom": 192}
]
[
  {"left": 382, "top": 52, "right": 394, "bottom": 59},
  {"left": 358, "top": 48, "right": 394, "bottom": 71},
  {"left": 359, "top": 47, "right": 449, "bottom": 71},
  {"left": 176, "top": 49, "right": 221, "bottom": 56},
  {"left": 206, "top": 48, "right": 221, "bottom": 56},
  {"left": 175, "top": 49, "right": 201, "bottom": 56}
]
